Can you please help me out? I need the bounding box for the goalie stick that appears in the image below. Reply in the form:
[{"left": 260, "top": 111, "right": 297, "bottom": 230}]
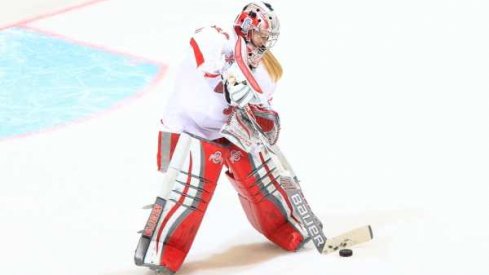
[
  {"left": 232, "top": 40, "right": 374, "bottom": 252},
  {"left": 322, "top": 225, "right": 374, "bottom": 254},
  {"left": 268, "top": 146, "right": 327, "bottom": 252},
  {"left": 232, "top": 43, "right": 329, "bottom": 251},
  {"left": 239, "top": 106, "right": 373, "bottom": 254},
  {"left": 233, "top": 106, "right": 327, "bottom": 252}
]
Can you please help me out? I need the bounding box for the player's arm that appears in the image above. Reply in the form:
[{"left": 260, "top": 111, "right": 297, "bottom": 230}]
[{"left": 189, "top": 26, "right": 228, "bottom": 75}]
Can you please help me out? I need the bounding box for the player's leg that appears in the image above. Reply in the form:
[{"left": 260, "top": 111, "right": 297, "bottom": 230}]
[
  {"left": 136, "top": 132, "right": 227, "bottom": 273},
  {"left": 224, "top": 144, "right": 309, "bottom": 251}
]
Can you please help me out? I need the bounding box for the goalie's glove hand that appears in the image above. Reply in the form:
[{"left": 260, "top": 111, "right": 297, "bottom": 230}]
[{"left": 225, "top": 80, "right": 256, "bottom": 108}]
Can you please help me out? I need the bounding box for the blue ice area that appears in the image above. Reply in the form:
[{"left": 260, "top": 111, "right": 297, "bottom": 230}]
[{"left": 0, "top": 28, "right": 160, "bottom": 139}]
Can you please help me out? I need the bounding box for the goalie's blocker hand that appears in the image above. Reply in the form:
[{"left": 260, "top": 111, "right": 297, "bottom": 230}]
[
  {"left": 225, "top": 79, "right": 255, "bottom": 108},
  {"left": 222, "top": 61, "right": 268, "bottom": 108}
]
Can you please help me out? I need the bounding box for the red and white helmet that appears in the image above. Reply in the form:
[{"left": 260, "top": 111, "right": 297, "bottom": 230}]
[{"left": 234, "top": 2, "right": 280, "bottom": 50}]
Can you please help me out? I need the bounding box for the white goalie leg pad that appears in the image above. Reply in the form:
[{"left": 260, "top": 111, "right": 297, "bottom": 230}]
[{"left": 137, "top": 133, "right": 226, "bottom": 272}]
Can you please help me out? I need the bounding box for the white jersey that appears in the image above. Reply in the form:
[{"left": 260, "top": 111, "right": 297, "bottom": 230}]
[{"left": 161, "top": 25, "right": 277, "bottom": 141}]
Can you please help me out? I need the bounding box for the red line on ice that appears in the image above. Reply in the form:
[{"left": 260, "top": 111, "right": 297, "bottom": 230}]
[
  {"left": 0, "top": 0, "right": 110, "bottom": 31},
  {"left": 0, "top": 66, "right": 168, "bottom": 143}
]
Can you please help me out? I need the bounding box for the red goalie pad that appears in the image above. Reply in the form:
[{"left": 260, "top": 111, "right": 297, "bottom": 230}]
[{"left": 224, "top": 144, "right": 308, "bottom": 251}]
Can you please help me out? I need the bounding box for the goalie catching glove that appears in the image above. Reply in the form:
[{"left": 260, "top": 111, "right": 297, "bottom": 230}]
[{"left": 220, "top": 104, "right": 280, "bottom": 153}]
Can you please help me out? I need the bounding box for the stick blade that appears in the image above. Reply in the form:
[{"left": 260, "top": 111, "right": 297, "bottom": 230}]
[{"left": 322, "top": 225, "right": 373, "bottom": 254}]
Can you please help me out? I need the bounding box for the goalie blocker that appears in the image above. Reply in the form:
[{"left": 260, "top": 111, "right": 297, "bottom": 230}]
[{"left": 135, "top": 131, "right": 310, "bottom": 273}]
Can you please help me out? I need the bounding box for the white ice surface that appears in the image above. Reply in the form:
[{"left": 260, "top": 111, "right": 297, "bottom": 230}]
[{"left": 1, "top": 0, "right": 489, "bottom": 274}]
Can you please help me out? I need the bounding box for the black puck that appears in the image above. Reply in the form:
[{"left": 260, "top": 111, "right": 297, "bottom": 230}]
[{"left": 339, "top": 248, "right": 353, "bottom": 257}]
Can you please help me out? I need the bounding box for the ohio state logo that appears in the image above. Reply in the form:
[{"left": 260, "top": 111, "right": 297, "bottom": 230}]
[
  {"left": 230, "top": 150, "right": 243, "bottom": 163},
  {"left": 209, "top": 151, "right": 223, "bottom": 164}
]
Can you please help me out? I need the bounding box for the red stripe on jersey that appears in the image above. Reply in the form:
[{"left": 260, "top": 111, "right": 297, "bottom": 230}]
[
  {"left": 204, "top": 72, "right": 220, "bottom": 78},
  {"left": 190, "top": 38, "right": 204, "bottom": 67}
]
